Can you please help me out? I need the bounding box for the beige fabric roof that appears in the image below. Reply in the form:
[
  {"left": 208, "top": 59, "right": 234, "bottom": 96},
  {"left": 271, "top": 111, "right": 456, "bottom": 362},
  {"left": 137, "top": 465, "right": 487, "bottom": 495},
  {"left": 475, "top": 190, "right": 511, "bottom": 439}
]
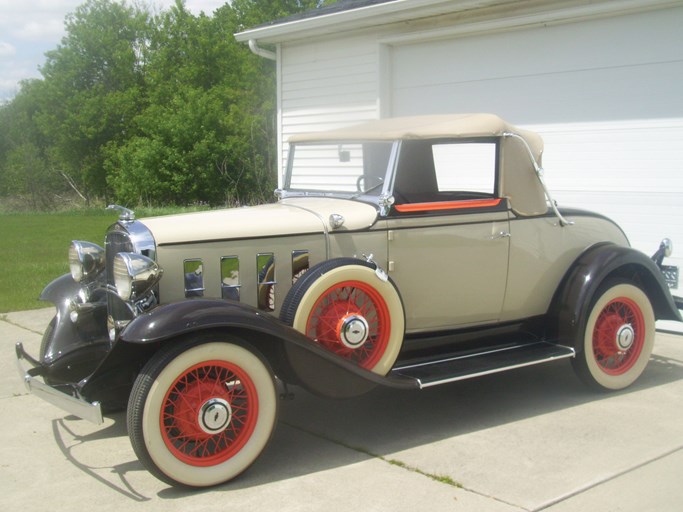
[{"left": 288, "top": 113, "right": 543, "bottom": 159}]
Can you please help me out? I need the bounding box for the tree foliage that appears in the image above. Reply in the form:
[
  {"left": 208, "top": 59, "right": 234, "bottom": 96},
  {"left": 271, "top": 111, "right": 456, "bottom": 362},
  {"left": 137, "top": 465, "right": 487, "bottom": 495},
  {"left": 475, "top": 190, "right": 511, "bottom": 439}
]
[{"left": 0, "top": 0, "right": 330, "bottom": 209}]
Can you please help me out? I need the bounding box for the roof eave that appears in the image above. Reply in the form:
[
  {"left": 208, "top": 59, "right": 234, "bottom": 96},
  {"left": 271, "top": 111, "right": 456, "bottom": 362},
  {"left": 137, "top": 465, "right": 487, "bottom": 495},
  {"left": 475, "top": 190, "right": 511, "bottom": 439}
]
[
  {"left": 234, "top": 0, "right": 678, "bottom": 45},
  {"left": 234, "top": 0, "right": 489, "bottom": 44}
]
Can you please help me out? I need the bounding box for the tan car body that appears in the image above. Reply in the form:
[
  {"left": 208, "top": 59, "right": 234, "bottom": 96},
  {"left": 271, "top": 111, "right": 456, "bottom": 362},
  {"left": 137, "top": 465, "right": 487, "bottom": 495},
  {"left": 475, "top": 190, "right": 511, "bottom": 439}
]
[{"left": 143, "top": 114, "right": 629, "bottom": 333}]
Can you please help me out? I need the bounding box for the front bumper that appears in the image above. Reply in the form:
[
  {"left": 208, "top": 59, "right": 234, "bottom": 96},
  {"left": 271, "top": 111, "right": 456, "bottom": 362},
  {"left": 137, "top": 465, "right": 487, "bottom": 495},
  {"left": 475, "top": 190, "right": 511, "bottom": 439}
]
[{"left": 15, "top": 342, "right": 103, "bottom": 425}]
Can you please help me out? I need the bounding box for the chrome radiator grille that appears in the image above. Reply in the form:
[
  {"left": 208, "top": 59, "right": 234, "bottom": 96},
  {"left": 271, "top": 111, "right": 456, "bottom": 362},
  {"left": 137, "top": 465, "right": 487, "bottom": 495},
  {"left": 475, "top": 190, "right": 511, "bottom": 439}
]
[
  {"left": 103, "top": 220, "right": 158, "bottom": 327},
  {"left": 105, "top": 229, "right": 134, "bottom": 285}
]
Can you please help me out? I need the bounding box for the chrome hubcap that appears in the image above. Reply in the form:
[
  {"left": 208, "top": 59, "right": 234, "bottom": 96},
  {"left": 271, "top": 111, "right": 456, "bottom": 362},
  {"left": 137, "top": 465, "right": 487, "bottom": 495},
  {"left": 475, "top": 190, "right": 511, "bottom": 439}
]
[
  {"left": 616, "top": 324, "right": 635, "bottom": 351},
  {"left": 339, "top": 315, "right": 370, "bottom": 349},
  {"left": 198, "top": 398, "right": 232, "bottom": 434}
]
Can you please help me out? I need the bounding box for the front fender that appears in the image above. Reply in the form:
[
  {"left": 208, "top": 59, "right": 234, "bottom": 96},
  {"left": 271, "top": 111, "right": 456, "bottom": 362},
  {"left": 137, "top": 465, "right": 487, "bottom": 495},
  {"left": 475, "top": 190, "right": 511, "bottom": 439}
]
[
  {"left": 119, "top": 299, "right": 280, "bottom": 344},
  {"left": 39, "top": 274, "right": 84, "bottom": 365},
  {"left": 38, "top": 274, "right": 109, "bottom": 381},
  {"left": 115, "top": 299, "right": 417, "bottom": 395},
  {"left": 550, "top": 242, "right": 681, "bottom": 349},
  {"left": 40, "top": 273, "right": 82, "bottom": 305}
]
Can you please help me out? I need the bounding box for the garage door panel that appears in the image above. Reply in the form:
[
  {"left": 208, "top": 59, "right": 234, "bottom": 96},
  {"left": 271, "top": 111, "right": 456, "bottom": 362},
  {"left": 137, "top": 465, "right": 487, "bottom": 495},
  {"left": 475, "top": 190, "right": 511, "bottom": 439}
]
[
  {"left": 391, "top": 8, "right": 683, "bottom": 123},
  {"left": 393, "top": 60, "right": 683, "bottom": 123},
  {"left": 392, "top": 7, "right": 683, "bottom": 94}
]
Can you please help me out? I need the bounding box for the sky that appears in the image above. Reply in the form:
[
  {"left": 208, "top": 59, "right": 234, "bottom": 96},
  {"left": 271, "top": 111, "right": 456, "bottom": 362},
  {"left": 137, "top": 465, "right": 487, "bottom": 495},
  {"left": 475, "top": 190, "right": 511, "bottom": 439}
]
[{"left": 0, "top": 0, "right": 228, "bottom": 103}]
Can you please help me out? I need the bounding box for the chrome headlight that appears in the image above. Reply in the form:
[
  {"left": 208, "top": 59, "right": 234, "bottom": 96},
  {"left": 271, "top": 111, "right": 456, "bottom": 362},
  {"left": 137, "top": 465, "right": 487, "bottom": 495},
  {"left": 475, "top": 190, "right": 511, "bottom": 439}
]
[
  {"left": 113, "top": 252, "right": 163, "bottom": 301},
  {"left": 69, "top": 241, "right": 105, "bottom": 283}
]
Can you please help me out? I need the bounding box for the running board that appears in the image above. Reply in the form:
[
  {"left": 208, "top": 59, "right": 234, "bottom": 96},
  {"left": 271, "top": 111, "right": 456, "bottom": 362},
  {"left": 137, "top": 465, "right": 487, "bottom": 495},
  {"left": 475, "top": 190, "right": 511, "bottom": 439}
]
[{"left": 390, "top": 342, "right": 575, "bottom": 389}]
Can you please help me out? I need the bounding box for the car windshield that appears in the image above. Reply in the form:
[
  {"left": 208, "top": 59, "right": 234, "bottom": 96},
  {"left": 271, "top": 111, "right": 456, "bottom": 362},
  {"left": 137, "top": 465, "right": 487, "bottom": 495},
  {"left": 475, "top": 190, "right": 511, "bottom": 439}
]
[{"left": 285, "top": 141, "right": 395, "bottom": 196}]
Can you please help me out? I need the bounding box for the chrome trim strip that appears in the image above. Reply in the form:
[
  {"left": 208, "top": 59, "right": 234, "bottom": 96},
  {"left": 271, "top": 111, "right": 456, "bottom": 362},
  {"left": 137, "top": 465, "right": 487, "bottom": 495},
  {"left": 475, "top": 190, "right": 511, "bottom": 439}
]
[
  {"left": 404, "top": 346, "right": 576, "bottom": 390},
  {"left": 393, "top": 343, "right": 541, "bottom": 371},
  {"left": 282, "top": 203, "right": 331, "bottom": 259},
  {"left": 15, "top": 343, "right": 103, "bottom": 425}
]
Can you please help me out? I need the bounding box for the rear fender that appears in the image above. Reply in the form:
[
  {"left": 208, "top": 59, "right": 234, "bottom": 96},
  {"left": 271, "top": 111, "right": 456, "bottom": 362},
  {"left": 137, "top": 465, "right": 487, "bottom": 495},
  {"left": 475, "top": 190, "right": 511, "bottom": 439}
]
[{"left": 549, "top": 243, "right": 681, "bottom": 350}]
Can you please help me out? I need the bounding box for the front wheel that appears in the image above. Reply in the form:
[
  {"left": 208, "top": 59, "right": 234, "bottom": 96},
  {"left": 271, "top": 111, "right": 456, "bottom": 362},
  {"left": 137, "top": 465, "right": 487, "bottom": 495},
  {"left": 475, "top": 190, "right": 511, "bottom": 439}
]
[
  {"left": 572, "top": 281, "right": 655, "bottom": 391},
  {"left": 127, "top": 336, "right": 278, "bottom": 487}
]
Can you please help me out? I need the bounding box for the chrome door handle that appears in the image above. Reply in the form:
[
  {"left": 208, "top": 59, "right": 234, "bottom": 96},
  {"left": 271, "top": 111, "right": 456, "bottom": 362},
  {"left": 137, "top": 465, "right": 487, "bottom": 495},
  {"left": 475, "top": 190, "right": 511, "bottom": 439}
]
[{"left": 490, "top": 231, "right": 511, "bottom": 240}]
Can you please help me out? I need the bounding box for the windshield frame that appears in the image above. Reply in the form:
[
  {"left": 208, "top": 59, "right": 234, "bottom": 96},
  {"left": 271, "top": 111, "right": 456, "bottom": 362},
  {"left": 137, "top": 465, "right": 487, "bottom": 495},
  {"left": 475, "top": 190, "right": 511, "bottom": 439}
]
[{"left": 281, "top": 140, "right": 400, "bottom": 203}]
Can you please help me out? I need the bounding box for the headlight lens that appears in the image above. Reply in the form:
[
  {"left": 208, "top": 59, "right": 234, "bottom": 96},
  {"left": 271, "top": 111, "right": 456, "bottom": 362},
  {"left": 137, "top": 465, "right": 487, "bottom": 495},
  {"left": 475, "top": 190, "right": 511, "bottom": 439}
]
[
  {"left": 113, "top": 252, "right": 163, "bottom": 301},
  {"left": 69, "top": 241, "right": 105, "bottom": 283}
]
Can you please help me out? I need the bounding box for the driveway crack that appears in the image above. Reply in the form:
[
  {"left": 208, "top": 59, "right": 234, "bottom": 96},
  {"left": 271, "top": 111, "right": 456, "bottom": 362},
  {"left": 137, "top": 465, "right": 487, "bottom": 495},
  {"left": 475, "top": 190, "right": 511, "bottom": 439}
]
[{"left": 532, "top": 444, "right": 683, "bottom": 511}]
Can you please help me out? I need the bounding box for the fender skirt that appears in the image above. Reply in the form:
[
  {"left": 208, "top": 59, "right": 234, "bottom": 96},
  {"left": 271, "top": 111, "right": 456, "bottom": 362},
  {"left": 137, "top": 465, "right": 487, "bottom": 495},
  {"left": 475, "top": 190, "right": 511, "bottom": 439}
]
[
  {"left": 81, "top": 299, "right": 418, "bottom": 400},
  {"left": 550, "top": 242, "right": 681, "bottom": 349}
]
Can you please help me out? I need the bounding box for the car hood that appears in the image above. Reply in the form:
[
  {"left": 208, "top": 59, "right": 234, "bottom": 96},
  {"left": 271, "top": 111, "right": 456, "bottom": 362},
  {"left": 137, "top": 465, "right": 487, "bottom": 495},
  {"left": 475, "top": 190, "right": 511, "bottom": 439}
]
[{"left": 141, "top": 197, "right": 379, "bottom": 245}]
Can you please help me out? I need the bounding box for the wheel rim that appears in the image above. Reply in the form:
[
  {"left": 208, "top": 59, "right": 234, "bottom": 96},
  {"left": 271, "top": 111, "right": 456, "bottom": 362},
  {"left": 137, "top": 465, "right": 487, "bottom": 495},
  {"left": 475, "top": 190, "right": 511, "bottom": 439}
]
[
  {"left": 161, "top": 360, "right": 259, "bottom": 467},
  {"left": 592, "top": 297, "right": 645, "bottom": 375},
  {"left": 306, "top": 280, "right": 390, "bottom": 369}
]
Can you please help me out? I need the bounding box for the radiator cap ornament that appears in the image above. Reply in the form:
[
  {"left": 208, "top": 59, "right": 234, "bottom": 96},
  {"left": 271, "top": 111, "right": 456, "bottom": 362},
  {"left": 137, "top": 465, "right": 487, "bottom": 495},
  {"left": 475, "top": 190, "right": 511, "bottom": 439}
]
[{"left": 107, "top": 204, "right": 135, "bottom": 221}]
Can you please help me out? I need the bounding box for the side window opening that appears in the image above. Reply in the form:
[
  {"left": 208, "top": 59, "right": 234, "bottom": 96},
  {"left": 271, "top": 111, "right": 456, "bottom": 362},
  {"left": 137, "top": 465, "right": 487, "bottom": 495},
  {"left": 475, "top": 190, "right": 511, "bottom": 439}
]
[
  {"left": 432, "top": 142, "right": 497, "bottom": 196},
  {"left": 393, "top": 139, "right": 499, "bottom": 213}
]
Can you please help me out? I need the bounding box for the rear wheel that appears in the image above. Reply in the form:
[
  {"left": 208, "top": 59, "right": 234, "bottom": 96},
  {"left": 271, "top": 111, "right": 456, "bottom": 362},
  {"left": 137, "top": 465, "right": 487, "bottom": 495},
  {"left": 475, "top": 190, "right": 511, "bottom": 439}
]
[
  {"left": 127, "top": 335, "right": 277, "bottom": 487},
  {"left": 572, "top": 281, "right": 655, "bottom": 390}
]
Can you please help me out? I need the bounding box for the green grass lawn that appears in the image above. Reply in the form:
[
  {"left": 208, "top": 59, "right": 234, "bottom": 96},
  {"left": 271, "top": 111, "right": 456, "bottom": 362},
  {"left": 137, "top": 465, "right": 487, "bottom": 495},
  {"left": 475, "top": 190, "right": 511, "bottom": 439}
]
[
  {"left": 0, "top": 211, "right": 118, "bottom": 312},
  {"left": 0, "top": 207, "right": 210, "bottom": 313}
]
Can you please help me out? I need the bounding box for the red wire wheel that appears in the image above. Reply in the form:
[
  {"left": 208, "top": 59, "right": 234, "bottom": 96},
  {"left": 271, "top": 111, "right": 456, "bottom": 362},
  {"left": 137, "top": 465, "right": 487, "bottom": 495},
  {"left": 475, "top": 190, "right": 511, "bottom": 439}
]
[
  {"left": 305, "top": 280, "right": 391, "bottom": 369},
  {"left": 161, "top": 360, "right": 258, "bottom": 467},
  {"left": 127, "top": 340, "right": 278, "bottom": 487},
  {"left": 591, "top": 297, "right": 645, "bottom": 376},
  {"left": 281, "top": 259, "right": 405, "bottom": 397},
  {"left": 572, "top": 281, "right": 655, "bottom": 391}
]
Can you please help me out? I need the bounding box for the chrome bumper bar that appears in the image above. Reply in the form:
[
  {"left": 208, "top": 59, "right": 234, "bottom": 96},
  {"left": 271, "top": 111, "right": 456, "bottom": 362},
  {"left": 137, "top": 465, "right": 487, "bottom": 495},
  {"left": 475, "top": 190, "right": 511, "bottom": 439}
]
[{"left": 15, "top": 342, "right": 104, "bottom": 425}]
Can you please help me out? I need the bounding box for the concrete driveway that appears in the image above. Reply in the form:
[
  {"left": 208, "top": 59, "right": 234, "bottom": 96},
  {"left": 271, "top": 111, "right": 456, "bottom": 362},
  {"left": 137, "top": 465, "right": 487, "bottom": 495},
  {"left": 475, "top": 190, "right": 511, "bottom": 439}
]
[{"left": 2, "top": 308, "right": 683, "bottom": 512}]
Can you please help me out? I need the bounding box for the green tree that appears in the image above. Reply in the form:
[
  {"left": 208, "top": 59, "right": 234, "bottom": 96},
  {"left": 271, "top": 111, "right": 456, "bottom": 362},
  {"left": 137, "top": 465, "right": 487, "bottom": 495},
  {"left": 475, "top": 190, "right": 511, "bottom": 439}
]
[
  {"left": 107, "top": 0, "right": 327, "bottom": 206},
  {"left": 0, "top": 80, "right": 62, "bottom": 209},
  {"left": 36, "top": 0, "right": 151, "bottom": 203}
]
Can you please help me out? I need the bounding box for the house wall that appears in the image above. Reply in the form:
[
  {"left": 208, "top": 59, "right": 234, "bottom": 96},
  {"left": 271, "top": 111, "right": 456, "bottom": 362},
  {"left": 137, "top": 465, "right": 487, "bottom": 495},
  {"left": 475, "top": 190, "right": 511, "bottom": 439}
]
[
  {"left": 278, "top": 34, "right": 381, "bottom": 183},
  {"left": 277, "top": 3, "right": 683, "bottom": 288}
]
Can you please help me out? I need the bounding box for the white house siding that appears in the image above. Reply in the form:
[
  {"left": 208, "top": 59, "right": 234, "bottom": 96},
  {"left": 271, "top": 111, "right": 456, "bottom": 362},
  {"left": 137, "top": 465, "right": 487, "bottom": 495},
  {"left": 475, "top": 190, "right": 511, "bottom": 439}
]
[
  {"left": 278, "top": 34, "right": 381, "bottom": 183},
  {"left": 384, "top": 6, "right": 683, "bottom": 289}
]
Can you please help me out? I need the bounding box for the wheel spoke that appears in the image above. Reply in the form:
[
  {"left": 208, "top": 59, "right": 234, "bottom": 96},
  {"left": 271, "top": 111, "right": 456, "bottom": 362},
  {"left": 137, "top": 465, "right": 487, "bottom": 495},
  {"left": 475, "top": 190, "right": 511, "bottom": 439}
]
[
  {"left": 306, "top": 280, "right": 390, "bottom": 369},
  {"left": 592, "top": 297, "right": 645, "bottom": 375},
  {"left": 161, "top": 360, "right": 258, "bottom": 466}
]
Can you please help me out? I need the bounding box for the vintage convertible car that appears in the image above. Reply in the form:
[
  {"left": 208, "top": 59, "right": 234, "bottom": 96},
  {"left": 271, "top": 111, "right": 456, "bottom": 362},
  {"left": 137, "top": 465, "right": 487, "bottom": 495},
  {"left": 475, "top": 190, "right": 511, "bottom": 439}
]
[{"left": 15, "top": 113, "right": 681, "bottom": 488}]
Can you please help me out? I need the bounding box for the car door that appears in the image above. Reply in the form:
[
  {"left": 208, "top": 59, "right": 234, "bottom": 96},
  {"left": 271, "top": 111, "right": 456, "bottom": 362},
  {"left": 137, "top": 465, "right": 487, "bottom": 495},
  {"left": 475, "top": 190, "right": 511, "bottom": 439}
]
[{"left": 385, "top": 138, "right": 510, "bottom": 332}]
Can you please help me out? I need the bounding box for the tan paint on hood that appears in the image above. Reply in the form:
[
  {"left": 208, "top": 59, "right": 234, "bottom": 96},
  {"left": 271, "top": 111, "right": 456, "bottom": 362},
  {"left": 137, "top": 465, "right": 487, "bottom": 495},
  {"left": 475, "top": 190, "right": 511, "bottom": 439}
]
[{"left": 141, "top": 197, "right": 379, "bottom": 245}]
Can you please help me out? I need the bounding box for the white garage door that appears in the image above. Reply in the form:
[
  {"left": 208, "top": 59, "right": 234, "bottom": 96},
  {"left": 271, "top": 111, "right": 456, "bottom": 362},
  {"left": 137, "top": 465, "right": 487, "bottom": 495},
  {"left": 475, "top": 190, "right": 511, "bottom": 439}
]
[{"left": 389, "top": 6, "right": 683, "bottom": 291}]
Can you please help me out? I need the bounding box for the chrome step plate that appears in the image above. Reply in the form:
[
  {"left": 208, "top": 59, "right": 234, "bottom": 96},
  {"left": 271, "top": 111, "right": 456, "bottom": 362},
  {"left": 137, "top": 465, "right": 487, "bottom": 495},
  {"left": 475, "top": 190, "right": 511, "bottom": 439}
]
[{"left": 391, "top": 342, "right": 575, "bottom": 389}]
